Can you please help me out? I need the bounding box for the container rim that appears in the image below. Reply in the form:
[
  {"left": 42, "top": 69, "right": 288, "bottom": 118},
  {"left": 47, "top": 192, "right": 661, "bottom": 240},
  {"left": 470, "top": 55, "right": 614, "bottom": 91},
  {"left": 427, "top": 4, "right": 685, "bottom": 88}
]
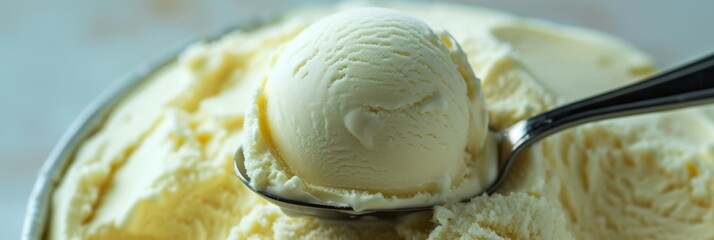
[{"left": 21, "top": 18, "right": 278, "bottom": 240}]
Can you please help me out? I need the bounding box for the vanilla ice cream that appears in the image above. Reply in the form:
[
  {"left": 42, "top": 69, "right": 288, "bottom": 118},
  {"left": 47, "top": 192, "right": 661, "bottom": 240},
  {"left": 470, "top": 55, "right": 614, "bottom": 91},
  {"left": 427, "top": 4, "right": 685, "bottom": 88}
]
[
  {"left": 242, "top": 8, "right": 496, "bottom": 211},
  {"left": 49, "top": 2, "right": 714, "bottom": 240}
]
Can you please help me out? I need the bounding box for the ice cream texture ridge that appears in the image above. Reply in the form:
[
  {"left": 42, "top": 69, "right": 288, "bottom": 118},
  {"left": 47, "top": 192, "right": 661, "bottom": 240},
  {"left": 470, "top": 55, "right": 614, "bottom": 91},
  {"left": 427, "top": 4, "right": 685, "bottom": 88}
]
[{"left": 50, "top": 2, "right": 714, "bottom": 240}]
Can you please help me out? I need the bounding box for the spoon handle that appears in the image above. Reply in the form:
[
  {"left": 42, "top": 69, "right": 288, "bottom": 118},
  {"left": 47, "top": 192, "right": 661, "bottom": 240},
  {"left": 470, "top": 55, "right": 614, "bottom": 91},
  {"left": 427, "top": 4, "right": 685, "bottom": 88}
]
[{"left": 512, "top": 53, "right": 714, "bottom": 146}]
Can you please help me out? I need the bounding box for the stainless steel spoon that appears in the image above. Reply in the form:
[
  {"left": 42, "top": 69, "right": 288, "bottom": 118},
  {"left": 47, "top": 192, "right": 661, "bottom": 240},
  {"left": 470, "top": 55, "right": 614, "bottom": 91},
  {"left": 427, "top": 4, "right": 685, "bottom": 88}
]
[{"left": 234, "top": 53, "right": 714, "bottom": 220}]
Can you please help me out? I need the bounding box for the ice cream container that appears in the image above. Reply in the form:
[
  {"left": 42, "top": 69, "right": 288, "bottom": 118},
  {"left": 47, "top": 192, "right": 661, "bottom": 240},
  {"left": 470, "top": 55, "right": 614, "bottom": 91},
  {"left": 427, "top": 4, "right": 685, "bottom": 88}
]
[{"left": 21, "top": 20, "right": 272, "bottom": 240}]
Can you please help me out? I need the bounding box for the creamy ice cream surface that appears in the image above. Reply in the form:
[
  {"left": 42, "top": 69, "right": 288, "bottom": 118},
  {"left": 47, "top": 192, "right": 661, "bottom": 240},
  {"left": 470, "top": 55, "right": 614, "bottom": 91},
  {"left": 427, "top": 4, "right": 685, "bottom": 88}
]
[
  {"left": 243, "top": 8, "right": 496, "bottom": 211},
  {"left": 49, "top": 2, "right": 714, "bottom": 240}
]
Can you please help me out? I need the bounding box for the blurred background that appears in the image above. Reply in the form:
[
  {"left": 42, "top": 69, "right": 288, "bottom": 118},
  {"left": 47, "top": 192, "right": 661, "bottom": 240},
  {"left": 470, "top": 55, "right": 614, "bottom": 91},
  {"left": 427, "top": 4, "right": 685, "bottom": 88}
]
[{"left": 1, "top": 0, "right": 712, "bottom": 238}]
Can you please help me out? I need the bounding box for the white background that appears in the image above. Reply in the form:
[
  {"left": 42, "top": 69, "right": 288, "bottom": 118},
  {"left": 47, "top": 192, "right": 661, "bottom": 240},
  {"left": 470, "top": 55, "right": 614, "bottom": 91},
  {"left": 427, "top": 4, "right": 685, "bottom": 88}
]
[{"left": 2, "top": 0, "right": 712, "bottom": 238}]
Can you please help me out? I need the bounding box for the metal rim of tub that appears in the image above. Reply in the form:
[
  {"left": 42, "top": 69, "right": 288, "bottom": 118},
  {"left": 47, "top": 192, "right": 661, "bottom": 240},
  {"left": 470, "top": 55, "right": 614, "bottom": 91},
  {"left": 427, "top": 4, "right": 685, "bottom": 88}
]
[{"left": 21, "top": 18, "right": 278, "bottom": 240}]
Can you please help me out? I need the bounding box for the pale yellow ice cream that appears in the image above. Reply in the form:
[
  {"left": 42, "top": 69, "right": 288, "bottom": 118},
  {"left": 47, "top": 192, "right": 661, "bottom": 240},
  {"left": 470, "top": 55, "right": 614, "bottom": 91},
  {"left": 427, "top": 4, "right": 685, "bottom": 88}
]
[
  {"left": 49, "top": 2, "right": 714, "bottom": 240},
  {"left": 243, "top": 8, "right": 496, "bottom": 211}
]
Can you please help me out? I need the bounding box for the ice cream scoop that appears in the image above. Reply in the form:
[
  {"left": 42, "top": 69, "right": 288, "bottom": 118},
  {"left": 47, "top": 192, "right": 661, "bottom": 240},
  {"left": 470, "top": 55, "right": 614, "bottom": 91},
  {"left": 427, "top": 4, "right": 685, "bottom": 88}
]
[
  {"left": 260, "top": 7, "right": 490, "bottom": 194},
  {"left": 241, "top": 8, "right": 497, "bottom": 212},
  {"left": 236, "top": 52, "right": 714, "bottom": 219}
]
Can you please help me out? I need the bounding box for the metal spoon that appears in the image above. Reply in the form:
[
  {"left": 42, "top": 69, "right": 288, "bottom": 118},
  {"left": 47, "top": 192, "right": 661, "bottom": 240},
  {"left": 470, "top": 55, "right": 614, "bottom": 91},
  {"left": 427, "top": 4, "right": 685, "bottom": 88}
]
[{"left": 234, "top": 53, "right": 714, "bottom": 220}]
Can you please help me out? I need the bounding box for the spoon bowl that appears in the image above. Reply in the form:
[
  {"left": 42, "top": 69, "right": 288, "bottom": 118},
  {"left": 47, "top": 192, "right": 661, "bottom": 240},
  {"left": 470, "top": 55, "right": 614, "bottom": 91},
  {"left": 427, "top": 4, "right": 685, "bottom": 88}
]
[{"left": 233, "top": 147, "right": 431, "bottom": 220}]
